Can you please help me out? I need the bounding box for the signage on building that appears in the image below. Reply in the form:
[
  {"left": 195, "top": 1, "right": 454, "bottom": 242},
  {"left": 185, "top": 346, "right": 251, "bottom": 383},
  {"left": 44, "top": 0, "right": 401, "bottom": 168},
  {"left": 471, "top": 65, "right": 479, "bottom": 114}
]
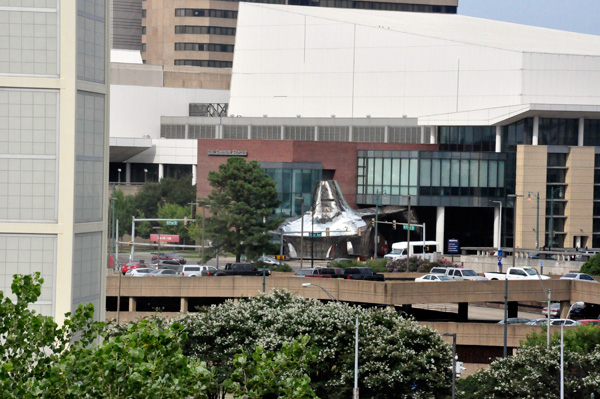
[
  {"left": 150, "top": 234, "right": 180, "bottom": 243},
  {"left": 207, "top": 149, "right": 248, "bottom": 156}
]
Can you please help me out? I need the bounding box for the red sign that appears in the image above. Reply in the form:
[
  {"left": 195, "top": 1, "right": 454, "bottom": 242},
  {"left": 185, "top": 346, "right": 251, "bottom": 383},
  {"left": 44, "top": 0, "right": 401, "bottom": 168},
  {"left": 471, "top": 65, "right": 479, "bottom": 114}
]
[{"left": 150, "top": 234, "right": 180, "bottom": 243}]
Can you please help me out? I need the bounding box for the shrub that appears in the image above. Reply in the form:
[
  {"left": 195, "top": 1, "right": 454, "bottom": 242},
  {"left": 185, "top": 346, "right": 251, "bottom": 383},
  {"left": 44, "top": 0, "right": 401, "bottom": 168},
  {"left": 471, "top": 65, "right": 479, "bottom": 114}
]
[{"left": 580, "top": 253, "right": 600, "bottom": 276}]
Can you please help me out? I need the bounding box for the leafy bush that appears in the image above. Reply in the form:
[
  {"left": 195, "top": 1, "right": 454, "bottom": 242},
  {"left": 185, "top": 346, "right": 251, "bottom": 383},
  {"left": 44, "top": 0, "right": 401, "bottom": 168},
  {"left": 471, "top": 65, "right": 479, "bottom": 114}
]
[
  {"left": 329, "top": 258, "right": 356, "bottom": 268},
  {"left": 256, "top": 261, "right": 293, "bottom": 272},
  {"left": 580, "top": 253, "right": 600, "bottom": 275},
  {"left": 361, "top": 258, "right": 388, "bottom": 272}
]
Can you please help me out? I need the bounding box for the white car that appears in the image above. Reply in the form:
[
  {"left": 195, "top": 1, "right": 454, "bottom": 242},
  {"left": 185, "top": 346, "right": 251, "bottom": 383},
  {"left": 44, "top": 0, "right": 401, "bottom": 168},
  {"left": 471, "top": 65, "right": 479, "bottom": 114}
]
[
  {"left": 150, "top": 269, "right": 179, "bottom": 277},
  {"left": 415, "top": 274, "right": 452, "bottom": 282},
  {"left": 181, "top": 265, "right": 216, "bottom": 277},
  {"left": 125, "top": 268, "right": 155, "bottom": 277},
  {"left": 550, "top": 319, "right": 581, "bottom": 326},
  {"left": 560, "top": 273, "right": 598, "bottom": 282}
]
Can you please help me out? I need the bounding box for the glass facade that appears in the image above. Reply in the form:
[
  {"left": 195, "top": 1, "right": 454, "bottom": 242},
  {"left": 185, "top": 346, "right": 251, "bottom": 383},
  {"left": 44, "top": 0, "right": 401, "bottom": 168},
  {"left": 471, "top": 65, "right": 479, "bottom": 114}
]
[
  {"left": 545, "top": 152, "right": 567, "bottom": 248},
  {"left": 262, "top": 163, "right": 322, "bottom": 218},
  {"left": 584, "top": 120, "right": 600, "bottom": 146},
  {"left": 357, "top": 150, "right": 506, "bottom": 207},
  {"left": 502, "top": 118, "right": 533, "bottom": 152},
  {"left": 438, "top": 126, "right": 495, "bottom": 152},
  {"left": 539, "top": 118, "right": 578, "bottom": 146}
]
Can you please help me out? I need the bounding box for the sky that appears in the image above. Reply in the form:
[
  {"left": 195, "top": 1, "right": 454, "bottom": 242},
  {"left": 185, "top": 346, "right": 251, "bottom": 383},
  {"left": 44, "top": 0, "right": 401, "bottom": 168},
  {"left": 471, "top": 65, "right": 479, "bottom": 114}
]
[{"left": 458, "top": 0, "right": 600, "bottom": 36}]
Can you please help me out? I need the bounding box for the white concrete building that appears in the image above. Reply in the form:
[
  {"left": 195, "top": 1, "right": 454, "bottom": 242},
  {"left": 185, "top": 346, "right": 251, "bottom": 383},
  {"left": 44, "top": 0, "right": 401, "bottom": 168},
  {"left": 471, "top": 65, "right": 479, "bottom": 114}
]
[{"left": 0, "top": 1, "right": 109, "bottom": 322}]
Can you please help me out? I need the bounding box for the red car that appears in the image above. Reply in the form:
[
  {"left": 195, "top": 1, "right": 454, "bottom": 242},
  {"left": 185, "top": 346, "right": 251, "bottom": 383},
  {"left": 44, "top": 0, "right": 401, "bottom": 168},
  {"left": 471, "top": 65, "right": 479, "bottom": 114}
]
[
  {"left": 151, "top": 252, "right": 186, "bottom": 264},
  {"left": 579, "top": 319, "right": 600, "bottom": 326},
  {"left": 121, "top": 261, "right": 147, "bottom": 275}
]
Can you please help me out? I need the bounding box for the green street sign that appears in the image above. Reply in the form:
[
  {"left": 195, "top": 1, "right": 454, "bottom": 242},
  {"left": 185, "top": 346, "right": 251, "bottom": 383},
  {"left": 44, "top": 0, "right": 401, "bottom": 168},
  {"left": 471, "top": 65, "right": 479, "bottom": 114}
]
[
  {"left": 309, "top": 232, "right": 322, "bottom": 237},
  {"left": 166, "top": 220, "right": 178, "bottom": 226},
  {"left": 402, "top": 225, "right": 416, "bottom": 231}
]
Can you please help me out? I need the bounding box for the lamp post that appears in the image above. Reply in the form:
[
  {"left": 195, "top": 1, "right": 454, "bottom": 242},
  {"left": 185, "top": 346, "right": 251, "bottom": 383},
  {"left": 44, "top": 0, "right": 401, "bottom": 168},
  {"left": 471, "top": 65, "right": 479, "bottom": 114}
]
[
  {"left": 117, "top": 168, "right": 122, "bottom": 185},
  {"left": 374, "top": 190, "right": 386, "bottom": 259},
  {"left": 144, "top": 168, "right": 148, "bottom": 183},
  {"left": 401, "top": 194, "right": 412, "bottom": 258},
  {"left": 442, "top": 333, "right": 457, "bottom": 399},
  {"left": 301, "top": 283, "right": 359, "bottom": 399},
  {"left": 548, "top": 187, "right": 563, "bottom": 249},
  {"left": 527, "top": 192, "right": 540, "bottom": 250},
  {"left": 505, "top": 194, "right": 524, "bottom": 358},
  {"left": 488, "top": 200, "right": 503, "bottom": 253},
  {"left": 295, "top": 197, "right": 305, "bottom": 268}
]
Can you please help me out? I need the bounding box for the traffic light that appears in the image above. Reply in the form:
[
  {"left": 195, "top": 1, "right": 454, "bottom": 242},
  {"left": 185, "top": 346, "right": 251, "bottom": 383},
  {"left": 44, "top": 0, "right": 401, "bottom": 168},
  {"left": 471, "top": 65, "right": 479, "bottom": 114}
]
[
  {"left": 393, "top": 220, "right": 397, "bottom": 230},
  {"left": 371, "top": 218, "right": 375, "bottom": 227}
]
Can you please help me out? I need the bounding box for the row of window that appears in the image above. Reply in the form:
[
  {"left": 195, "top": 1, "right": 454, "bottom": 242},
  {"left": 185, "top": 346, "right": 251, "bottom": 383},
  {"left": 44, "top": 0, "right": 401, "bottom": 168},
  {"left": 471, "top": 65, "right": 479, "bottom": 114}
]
[
  {"left": 175, "top": 25, "right": 236, "bottom": 36},
  {"left": 438, "top": 126, "right": 496, "bottom": 152},
  {"left": 174, "top": 60, "right": 233, "bottom": 68},
  {"left": 175, "top": 43, "right": 234, "bottom": 53},
  {"left": 318, "top": 0, "right": 456, "bottom": 13},
  {"left": 175, "top": 8, "right": 238, "bottom": 18}
]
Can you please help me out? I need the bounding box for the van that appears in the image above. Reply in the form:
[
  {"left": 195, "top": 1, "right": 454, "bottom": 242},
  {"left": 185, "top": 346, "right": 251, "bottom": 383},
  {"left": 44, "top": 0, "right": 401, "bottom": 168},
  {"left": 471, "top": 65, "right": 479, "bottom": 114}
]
[{"left": 384, "top": 241, "right": 440, "bottom": 261}]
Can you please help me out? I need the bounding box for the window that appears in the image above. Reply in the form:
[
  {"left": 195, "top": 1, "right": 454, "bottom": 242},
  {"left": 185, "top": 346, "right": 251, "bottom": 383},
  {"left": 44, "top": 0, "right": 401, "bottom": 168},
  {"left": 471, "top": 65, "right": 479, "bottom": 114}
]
[
  {"left": 539, "top": 118, "right": 578, "bottom": 146},
  {"left": 284, "top": 126, "right": 314, "bottom": 141},
  {"left": 175, "top": 25, "right": 236, "bottom": 36},
  {"left": 318, "top": 126, "right": 349, "bottom": 142},
  {"left": 175, "top": 9, "right": 238, "bottom": 18},
  {"left": 175, "top": 43, "right": 234, "bottom": 53},
  {"left": 585, "top": 119, "right": 600, "bottom": 146},
  {"left": 353, "top": 126, "right": 384, "bottom": 142},
  {"left": 160, "top": 125, "right": 185, "bottom": 139},
  {"left": 188, "top": 125, "right": 216, "bottom": 139},
  {"left": 251, "top": 126, "right": 280, "bottom": 140},
  {"left": 174, "top": 60, "right": 233, "bottom": 68}
]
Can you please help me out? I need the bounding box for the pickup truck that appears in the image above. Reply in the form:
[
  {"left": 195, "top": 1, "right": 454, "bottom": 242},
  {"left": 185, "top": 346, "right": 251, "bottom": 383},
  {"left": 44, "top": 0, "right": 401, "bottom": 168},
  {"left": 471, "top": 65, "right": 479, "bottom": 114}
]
[
  {"left": 484, "top": 267, "right": 550, "bottom": 281},
  {"left": 431, "top": 267, "right": 488, "bottom": 281},
  {"left": 343, "top": 267, "right": 385, "bottom": 281},
  {"left": 202, "top": 262, "right": 270, "bottom": 277}
]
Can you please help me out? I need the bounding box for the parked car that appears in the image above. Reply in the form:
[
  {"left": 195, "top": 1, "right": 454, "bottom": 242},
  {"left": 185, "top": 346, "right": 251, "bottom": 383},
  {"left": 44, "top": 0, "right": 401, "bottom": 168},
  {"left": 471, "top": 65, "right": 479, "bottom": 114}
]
[
  {"left": 579, "top": 319, "right": 600, "bottom": 326},
  {"left": 560, "top": 273, "right": 598, "bottom": 282},
  {"left": 526, "top": 318, "right": 549, "bottom": 325},
  {"left": 542, "top": 303, "right": 560, "bottom": 317},
  {"left": 150, "top": 269, "right": 179, "bottom": 277},
  {"left": 484, "top": 267, "right": 550, "bottom": 281},
  {"left": 415, "top": 274, "right": 452, "bottom": 282},
  {"left": 568, "top": 301, "right": 587, "bottom": 319},
  {"left": 203, "top": 263, "right": 266, "bottom": 277},
  {"left": 256, "top": 255, "right": 279, "bottom": 266},
  {"left": 181, "top": 265, "right": 215, "bottom": 277},
  {"left": 121, "top": 261, "right": 149, "bottom": 275},
  {"left": 294, "top": 268, "right": 317, "bottom": 277},
  {"left": 430, "top": 267, "right": 449, "bottom": 275},
  {"left": 443, "top": 267, "right": 488, "bottom": 281},
  {"left": 550, "top": 319, "right": 581, "bottom": 326},
  {"left": 295, "top": 267, "right": 344, "bottom": 278},
  {"left": 497, "top": 318, "right": 530, "bottom": 325},
  {"left": 151, "top": 252, "right": 186, "bottom": 264},
  {"left": 343, "top": 267, "right": 385, "bottom": 281},
  {"left": 125, "top": 268, "right": 155, "bottom": 277}
]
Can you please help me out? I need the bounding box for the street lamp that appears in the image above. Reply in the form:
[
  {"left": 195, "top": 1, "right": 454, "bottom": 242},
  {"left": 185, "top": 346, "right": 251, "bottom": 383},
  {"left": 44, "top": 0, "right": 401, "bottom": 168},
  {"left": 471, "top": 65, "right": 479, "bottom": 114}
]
[
  {"left": 505, "top": 194, "right": 524, "bottom": 358},
  {"left": 374, "top": 190, "right": 386, "bottom": 259},
  {"left": 117, "top": 168, "right": 122, "bottom": 185},
  {"left": 527, "top": 192, "right": 540, "bottom": 250},
  {"left": 301, "top": 283, "right": 359, "bottom": 399},
  {"left": 144, "top": 168, "right": 148, "bottom": 183},
  {"left": 401, "top": 194, "right": 412, "bottom": 258},
  {"left": 548, "top": 187, "right": 563, "bottom": 249},
  {"left": 442, "top": 333, "right": 457, "bottom": 399},
  {"left": 488, "top": 200, "right": 503, "bottom": 254},
  {"left": 295, "top": 197, "right": 305, "bottom": 268}
]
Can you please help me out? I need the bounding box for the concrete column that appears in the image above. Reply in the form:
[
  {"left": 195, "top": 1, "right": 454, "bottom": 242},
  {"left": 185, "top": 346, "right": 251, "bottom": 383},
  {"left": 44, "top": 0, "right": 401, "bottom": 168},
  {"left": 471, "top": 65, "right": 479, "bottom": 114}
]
[
  {"left": 494, "top": 206, "right": 501, "bottom": 249},
  {"left": 281, "top": 125, "right": 285, "bottom": 140},
  {"left": 420, "top": 126, "right": 426, "bottom": 144},
  {"left": 248, "top": 125, "right": 251, "bottom": 139},
  {"left": 158, "top": 163, "right": 164, "bottom": 181},
  {"left": 125, "top": 163, "right": 131, "bottom": 183},
  {"left": 430, "top": 126, "right": 437, "bottom": 144},
  {"left": 185, "top": 123, "right": 189, "bottom": 139},
  {"left": 458, "top": 302, "right": 469, "bottom": 321},
  {"left": 180, "top": 297, "right": 188, "bottom": 313},
  {"left": 532, "top": 116, "right": 539, "bottom": 145},
  {"left": 314, "top": 126, "right": 318, "bottom": 141},
  {"left": 495, "top": 126, "right": 502, "bottom": 153},
  {"left": 191, "top": 165, "right": 197, "bottom": 186},
  {"left": 559, "top": 301, "right": 571, "bottom": 318},
  {"left": 578, "top": 117, "right": 584, "bottom": 146},
  {"left": 384, "top": 126, "right": 389, "bottom": 143},
  {"left": 128, "top": 297, "right": 136, "bottom": 312},
  {"left": 349, "top": 125, "right": 353, "bottom": 142},
  {"left": 436, "top": 206, "right": 445, "bottom": 250}
]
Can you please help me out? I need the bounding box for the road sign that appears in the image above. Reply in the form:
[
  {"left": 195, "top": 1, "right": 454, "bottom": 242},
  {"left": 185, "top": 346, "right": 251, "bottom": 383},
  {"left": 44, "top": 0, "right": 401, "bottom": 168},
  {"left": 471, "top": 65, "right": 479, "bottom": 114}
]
[
  {"left": 498, "top": 249, "right": 503, "bottom": 257},
  {"left": 309, "top": 232, "right": 322, "bottom": 237},
  {"left": 166, "top": 220, "right": 178, "bottom": 226},
  {"left": 402, "top": 225, "right": 416, "bottom": 231},
  {"left": 448, "top": 239, "right": 460, "bottom": 254}
]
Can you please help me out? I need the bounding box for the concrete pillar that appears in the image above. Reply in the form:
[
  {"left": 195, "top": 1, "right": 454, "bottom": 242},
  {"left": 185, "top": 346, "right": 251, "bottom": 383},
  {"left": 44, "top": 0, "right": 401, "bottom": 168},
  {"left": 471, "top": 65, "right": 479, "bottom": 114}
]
[
  {"left": 495, "top": 126, "right": 502, "bottom": 152},
  {"left": 158, "top": 163, "right": 164, "bottom": 181},
  {"left": 128, "top": 297, "right": 136, "bottom": 312},
  {"left": 191, "top": 165, "right": 196, "bottom": 186},
  {"left": 494, "top": 206, "right": 501, "bottom": 249},
  {"left": 532, "top": 116, "right": 539, "bottom": 145},
  {"left": 436, "top": 206, "right": 445, "bottom": 250},
  {"left": 185, "top": 123, "right": 189, "bottom": 139},
  {"left": 559, "top": 301, "right": 571, "bottom": 318},
  {"left": 314, "top": 126, "right": 318, "bottom": 141},
  {"left": 430, "top": 126, "right": 437, "bottom": 144},
  {"left": 420, "top": 126, "right": 426, "bottom": 144},
  {"left": 281, "top": 125, "right": 285, "bottom": 140},
  {"left": 508, "top": 301, "right": 518, "bottom": 319},
  {"left": 248, "top": 125, "right": 252, "bottom": 139},
  {"left": 180, "top": 297, "right": 188, "bottom": 313},
  {"left": 384, "top": 126, "right": 389, "bottom": 143},
  {"left": 578, "top": 117, "right": 584, "bottom": 146},
  {"left": 349, "top": 125, "right": 353, "bottom": 142},
  {"left": 458, "top": 302, "right": 469, "bottom": 321},
  {"left": 125, "top": 162, "right": 131, "bottom": 183}
]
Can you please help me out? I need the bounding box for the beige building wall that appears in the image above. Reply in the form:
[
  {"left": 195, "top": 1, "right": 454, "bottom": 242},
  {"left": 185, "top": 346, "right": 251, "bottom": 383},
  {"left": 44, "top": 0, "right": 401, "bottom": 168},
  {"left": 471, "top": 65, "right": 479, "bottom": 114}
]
[
  {"left": 565, "top": 146, "right": 594, "bottom": 249},
  {"left": 515, "top": 146, "right": 547, "bottom": 249}
]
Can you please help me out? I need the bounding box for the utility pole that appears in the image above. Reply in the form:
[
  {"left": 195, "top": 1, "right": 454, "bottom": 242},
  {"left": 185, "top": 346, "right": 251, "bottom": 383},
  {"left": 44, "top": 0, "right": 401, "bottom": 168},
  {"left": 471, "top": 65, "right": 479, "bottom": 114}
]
[{"left": 295, "top": 197, "right": 305, "bottom": 268}]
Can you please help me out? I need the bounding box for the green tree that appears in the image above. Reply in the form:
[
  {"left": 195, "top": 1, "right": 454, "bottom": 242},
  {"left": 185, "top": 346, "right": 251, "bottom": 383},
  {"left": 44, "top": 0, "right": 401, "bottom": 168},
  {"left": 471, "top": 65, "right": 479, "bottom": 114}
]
[
  {"left": 112, "top": 188, "right": 137, "bottom": 237},
  {"left": 206, "top": 158, "right": 282, "bottom": 262},
  {"left": 157, "top": 202, "right": 194, "bottom": 244},
  {"left": 224, "top": 336, "right": 319, "bottom": 399},
  {"left": 580, "top": 252, "right": 600, "bottom": 275},
  {"left": 179, "top": 290, "right": 452, "bottom": 399}
]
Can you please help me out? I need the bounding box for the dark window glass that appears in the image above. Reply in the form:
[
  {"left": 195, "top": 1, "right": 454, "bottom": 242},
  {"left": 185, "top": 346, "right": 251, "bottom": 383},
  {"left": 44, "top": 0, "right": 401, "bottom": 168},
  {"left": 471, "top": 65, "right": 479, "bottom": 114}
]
[
  {"left": 539, "top": 118, "right": 578, "bottom": 146},
  {"left": 501, "top": 118, "right": 533, "bottom": 152},
  {"left": 584, "top": 120, "right": 600, "bottom": 146},
  {"left": 142, "top": 9, "right": 146, "bottom": 18},
  {"left": 175, "top": 8, "right": 238, "bottom": 18},
  {"left": 547, "top": 153, "right": 567, "bottom": 167},
  {"left": 593, "top": 202, "right": 600, "bottom": 215},
  {"left": 174, "top": 25, "right": 236, "bottom": 36},
  {"left": 438, "top": 126, "right": 495, "bottom": 152},
  {"left": 174, "top": 43, "right": 234, "bottom": 53},
  {"left": 546, "top": 169, "right": 566, "bottom": 184},
  {"left": 141, "top": 26, "right": 146, "bottom": 35},
  {"left": 174, "top": 60, "right": 233, "bottom": 68},
  {"left": 594, "top": 219, "right": 600, "bottom": 232},
  {"left": 547, "top": 186, "right": 566, "bottom": 200},
  {"left": 595, "top": 186, "right": 600, "bottom": 200},
  {"left": 595, "top": 172, "right": 600, "bottom": 184}
]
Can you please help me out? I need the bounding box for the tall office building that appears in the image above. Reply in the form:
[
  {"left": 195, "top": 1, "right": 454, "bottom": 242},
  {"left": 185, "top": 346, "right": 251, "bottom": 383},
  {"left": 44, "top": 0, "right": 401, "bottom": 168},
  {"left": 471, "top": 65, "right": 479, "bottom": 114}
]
[
  {"left": 140, "top": 0, "right": 457, "bottom": 77},
  {"left": 0, "top": 1, "right": 109, "bottom": 323}
]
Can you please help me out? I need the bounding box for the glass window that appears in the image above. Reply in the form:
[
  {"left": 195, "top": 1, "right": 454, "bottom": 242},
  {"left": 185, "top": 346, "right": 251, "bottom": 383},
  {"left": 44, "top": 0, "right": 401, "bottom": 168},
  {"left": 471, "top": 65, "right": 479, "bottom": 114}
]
[
  {"left": 479, "top": 160, "right": 488, "bottom": 187},
  {"left": 539, "top": 118, "right": 578, "bottom": 146},
  {"left": 498, "top": 161, "right": 505, "bottom": 187},
  {"left": 584, "top": 120, "right": 600, "bottom": 146},
  {"left": 374, "top": 158, "right": 383, "bottom": 186},
  {"left": 469, "top": 160, "right": 478, "bottom": 187},
  {"left": 391, "top": 159, "right": 400, "bottom": 187},
  {"left": 450, "top": 160, "right": 460, "bottom": 187},
  {"left": 409, "top": 159, "right": 418, "bottom": 186},
  {"left": 441, "top": 160, "right": 450, "bottom": 186},
  {"left": 432, "top": 159, "right": 441, "bottom": 186},
  {"left": 383, "top": 158, "right": 391, "bottom": 186},
  {"left": 400, "top": 159, "right": 409, "bottom": 186},
  {"left": 459, "top": 160, "right": 469, "bottom": 187},
  {"left": 420, "top": 159, "right": 431, "bottom": 186},
  {"left": 547, "top": 153, "right": 567, "bottom": 167}
]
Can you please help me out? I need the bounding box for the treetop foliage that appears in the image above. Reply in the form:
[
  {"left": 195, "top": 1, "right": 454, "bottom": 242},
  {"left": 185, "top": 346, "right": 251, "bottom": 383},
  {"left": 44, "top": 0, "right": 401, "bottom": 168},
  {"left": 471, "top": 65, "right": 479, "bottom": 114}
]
[{"left": 580, "top": 252, "right": 600, "bottom": 275}]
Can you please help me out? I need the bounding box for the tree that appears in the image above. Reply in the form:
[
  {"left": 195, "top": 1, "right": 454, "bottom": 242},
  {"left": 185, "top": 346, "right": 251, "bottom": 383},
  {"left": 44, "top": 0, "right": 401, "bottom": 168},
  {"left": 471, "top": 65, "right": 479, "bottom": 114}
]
[
  {"left": 580, "top": 253, "right": 600, "bottom": 275},
  {"left": 112, "top": 188, "right": 137, "bottom": 237},
  {"left": 206, "top": 158, "right": 282, "bottom": 262},
  {"left": 178, "top": 290, "right": 453, "bottom": 399},
  {"left": 157, "top": 202, "right": 194, "bottom": 244}
]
